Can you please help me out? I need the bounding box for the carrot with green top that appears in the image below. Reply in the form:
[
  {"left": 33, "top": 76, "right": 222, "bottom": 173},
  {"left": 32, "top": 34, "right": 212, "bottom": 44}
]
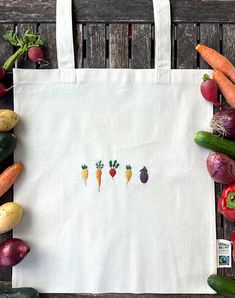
[
  {"left": 213, "top": 70, "right": 235, "bottom": 108},
  {"left": 196, "top": 44, "right": 235, "bottom": 83},
  {"left": 0, "top": 163, "right": 23, "bottom": 197},
  {"left": 81, "top": 164, "right": 88, "bottom": 186},
  {"left": 96, "top": 160, "right": 104, "bottom": 192},
  {"left": 125, "top": 165, "right": 132, "bottom": 184}
]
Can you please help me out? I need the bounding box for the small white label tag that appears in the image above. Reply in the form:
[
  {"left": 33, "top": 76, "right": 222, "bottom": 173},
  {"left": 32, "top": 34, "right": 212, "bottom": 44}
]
[{"left": 217, "top": 239, "right": 232, "bottom": 268}]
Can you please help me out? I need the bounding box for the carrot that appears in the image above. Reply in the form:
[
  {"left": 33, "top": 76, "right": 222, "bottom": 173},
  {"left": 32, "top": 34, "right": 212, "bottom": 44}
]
[
  {"left": 95, "top": 160, "right": 104, "bottom": 192},
  {"left": 213, "top": 70, "right": 235, "bottom": 108},
  {"left": 0, "top": 163, "right": 23, "bottom": 197},
  {"left": 196, "top": 44, "right": 235, "bottom": 83}
]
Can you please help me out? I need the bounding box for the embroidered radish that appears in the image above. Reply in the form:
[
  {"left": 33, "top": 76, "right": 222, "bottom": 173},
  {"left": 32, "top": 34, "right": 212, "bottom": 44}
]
[
  {"left": 125, "top": 165, "right": 132, "bottom": 184},
  {"left": 96, "top": 160, "right": 104, "bottom": 192},
  {"left": 81, "top": 164, "right": 88, "bottom": 186},
  {"left": 140, "top": 166, "right": 149, "bottom": 183},
  {"left": 109, "top": 160, "right": 119, "bottom": 178}
]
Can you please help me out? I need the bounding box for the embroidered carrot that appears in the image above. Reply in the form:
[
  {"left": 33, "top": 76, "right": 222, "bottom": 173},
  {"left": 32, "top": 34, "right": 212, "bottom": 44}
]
[
  {"left": 0, "top": 163, "right": 23, "bottom": 197},
  {"left": 125, "top": 165, "right": 132, "bottom": 184},
  {"left": 96, "top": 160, "right": 104, "bottom": 192},
  {"left": 213, "top": 70, "right": 235, "bottom": 108},
  {"left": 109, "top": 160, "right": 119, "bottom": 178},
  {"left": 81, "top": 164, "right": 88, "bottom": 186},
  {"left": 196, "top": 44, "right": 235, "bottom": 83},
  {"left": 140, "top": 166, "right": 149, "bottom": 184}
]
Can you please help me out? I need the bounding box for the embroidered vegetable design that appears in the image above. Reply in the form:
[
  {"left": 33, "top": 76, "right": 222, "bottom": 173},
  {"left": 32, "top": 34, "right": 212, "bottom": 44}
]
[
  {"left": 109, "top": 160, "right": 119, "bottom": 178},
  {"left": 81, "top": 164, "right": 88, "bottom": 186},
  {"left": 96, "top": 160, "right": 104, "bottom": 192},
  {"left": 125, "top": 165, "right": 132, "bottom": 184},
  {"left": 140, "top": 166, "right": 149, "bottom": 183}
]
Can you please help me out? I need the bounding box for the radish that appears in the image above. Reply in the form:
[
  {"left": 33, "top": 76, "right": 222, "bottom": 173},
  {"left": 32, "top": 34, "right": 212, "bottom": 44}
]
[
  {"left": 28, "top": 46, "right": 48, "bottom": 66},
  {"left": 109, "top": 160, "right": 119, "bottom": 178},
  {"left": 0, "top": 83, "right": 13, "bottom": 97},
  {"left": 0, "top": 67, "right": 6, "bottom": 81},
  {"left": 200, "top": 74, "right": 220, "bottom": 106}
]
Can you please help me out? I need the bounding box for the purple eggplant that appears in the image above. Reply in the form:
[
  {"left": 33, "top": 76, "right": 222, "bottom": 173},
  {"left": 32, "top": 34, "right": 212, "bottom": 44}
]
[{"left": 140, "top": 166, "right": 149, "bottom": 183}]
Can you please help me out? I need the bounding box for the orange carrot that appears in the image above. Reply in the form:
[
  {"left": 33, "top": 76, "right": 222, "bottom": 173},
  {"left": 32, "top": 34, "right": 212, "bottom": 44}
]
[
  {"left": 213, "top": 70, "right": 235, "bottom": 108},
  {"left": 95, "top": 160, "right": 104, "bottom": 192},
  {"left": 196, "top": 44, "right": 235, "bottom": 83},
  {"left": 0, "top": 163, "right": 23, "bottom": 197}
]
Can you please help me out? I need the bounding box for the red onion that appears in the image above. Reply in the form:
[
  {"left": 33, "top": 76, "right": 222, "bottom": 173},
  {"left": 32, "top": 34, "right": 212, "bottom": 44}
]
[
  {"left": 210, "top": 109, "right": 235, "bottom": 138},
  {"left": 207, "top": 152, "right": 235, "bottom": 184},
  {"left": 0, "top": 67, "right": 6, "bottom": 81},
  {"left": 0, "top": 238, "right": 30, "bottom": 267}
]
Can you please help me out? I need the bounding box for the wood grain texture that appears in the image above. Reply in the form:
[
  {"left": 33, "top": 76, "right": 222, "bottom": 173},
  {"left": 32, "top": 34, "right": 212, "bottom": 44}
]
[
  {"left": 0, "top": 24, "right": 14, "bottom": 66},
  {"left": 199, "top": 24, "right": 220, "bottom": 69},
  {"left": 38, "top": 23, "right": 57, "bottom": 69},
  {"left": 74, "top": 24, "right": 83, "bottom": 68},
  {"left": 131, "top": 24, "right": 152, "bottom": 69},
  {"left": 176, "top": 23, "right": 198, "bottom": 69},
  {"left": 0, "top": 0, "right": 234, "bottom": 23},
  {"left": 109, "top": 24, "right": 129, "bottom": 68},
  {"left": 40, "top": 295, "right": 223, "bottom": 298},
  {"left": 85, "top": 24, "right": 106, "bottom": 68}
]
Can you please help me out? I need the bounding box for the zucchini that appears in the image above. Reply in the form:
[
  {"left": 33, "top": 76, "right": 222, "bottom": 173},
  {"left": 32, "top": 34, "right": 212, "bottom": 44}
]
[
  {"left": 208, "top": 274, "right": 235, "bottom": 297},
  {"left": 0, "top": 133, "right": 16, "bottom": 163},
  {"left": 194, "top": 131, "right": 235, "bottom": 159},
  {"left": 0, "top": 287, "right": 39, "bottom": 298}
]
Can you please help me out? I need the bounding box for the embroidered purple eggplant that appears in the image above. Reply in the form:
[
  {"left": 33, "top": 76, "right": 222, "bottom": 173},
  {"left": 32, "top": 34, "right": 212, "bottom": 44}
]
[{"left": 140, "top": 166, "right": 149, "bottom": 183}]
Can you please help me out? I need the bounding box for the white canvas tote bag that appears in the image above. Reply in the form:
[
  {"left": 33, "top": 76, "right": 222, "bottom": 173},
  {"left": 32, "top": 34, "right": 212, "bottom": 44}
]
[{"left": 12, "top": 0, "right": 217, "bottom": 294}]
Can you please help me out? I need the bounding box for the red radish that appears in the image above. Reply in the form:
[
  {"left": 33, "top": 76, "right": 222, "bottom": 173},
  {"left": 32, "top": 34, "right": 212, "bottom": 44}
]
[
  {"left": 0, "top": 67, "right": 6, "bottom": 81},
  {"left": 28, "top": 46, "right": 48, "bottom": 66},
  {"left": 200, "top": 74, "right": 220, "bottom": 106},
  {"left": 0, "top": 238, "right": 30, "bottom": 267},
  {"left": 109, "top": 168, "right": 116, "bottom": 177},
  {"left": 0, "top": 83, "right": 13, "bottom": 98},
  {"left": 231, "top": 232, "right": 235, "bottom": 262},
  {"left": 109, "top": 160, "right": 119, "bottom": 178}
]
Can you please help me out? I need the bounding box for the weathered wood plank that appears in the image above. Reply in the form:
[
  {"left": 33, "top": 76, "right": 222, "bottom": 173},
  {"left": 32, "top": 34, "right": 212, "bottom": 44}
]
[
  {"left": 0, "top": 24, "right": 14, "bottom": 67},
  {"left": 38, "top": 23, "right": 57, "bottom": 69},
  {"left": 176, "top": 23, "right": 198, "bottom": 69},
  {"left": 85, "top": 24, "right": 106, "bottom": 68},
  {"left": 16, "top": 23, "right": 37, "bottom": 69},
  {"left": 109, "top": 24, "right": 129, "bottom": 68},
  {"left": 131, "top": 24, "right": 151, "bottom": 69},
  {"left": 199, "top": 24, "right": 220, "bottom": 69},
  {"left": 74, "top": 24, "right": 83, "bottom": 68},
  {"left": 0, "top": 0, "right": 234, "bottom": 23},
  {"left": 40, "top": 295, "right": 223, "bottom": 298}
]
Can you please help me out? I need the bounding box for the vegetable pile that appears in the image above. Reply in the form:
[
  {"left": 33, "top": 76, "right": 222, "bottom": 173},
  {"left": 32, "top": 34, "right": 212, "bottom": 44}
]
[{"left": 195, "top": 44, "right": 235, "bottom": 294}]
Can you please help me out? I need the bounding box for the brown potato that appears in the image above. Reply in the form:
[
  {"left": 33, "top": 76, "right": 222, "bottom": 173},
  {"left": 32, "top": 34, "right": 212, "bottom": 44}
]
[
  {"left": 0, "top": 202, "right": 23, "bottom": 234},
  {"left": 0, "top": 109, "right": 19, "bottom": 132}
]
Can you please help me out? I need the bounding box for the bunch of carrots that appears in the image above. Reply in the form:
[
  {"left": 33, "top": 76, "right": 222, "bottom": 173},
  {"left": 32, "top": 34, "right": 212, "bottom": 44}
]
[{"left": 196, "top": 44, "right": 235, "bottom": 107}]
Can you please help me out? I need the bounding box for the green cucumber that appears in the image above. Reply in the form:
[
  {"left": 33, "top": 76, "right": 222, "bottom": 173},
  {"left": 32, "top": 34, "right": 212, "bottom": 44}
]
[
  {"left": 194, "top": 131, "right": 235, "bottom": 159},
  {"left": 0, "top": 287, "right": 39, "bottom": 298},
  {"left": 208, "top": 274, "right": 235, "bottom": 297},
  {"left": 0, "top": 133, "right": 16, "bottom": 163}
]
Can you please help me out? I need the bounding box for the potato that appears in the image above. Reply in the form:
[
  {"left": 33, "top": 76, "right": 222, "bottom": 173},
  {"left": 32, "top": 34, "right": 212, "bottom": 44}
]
[
  {"left": 0, "top": 202, "right": 23, "bottom": 234},
  {"left": 0, "top": 109, "right": 19, "bottom": 132}
]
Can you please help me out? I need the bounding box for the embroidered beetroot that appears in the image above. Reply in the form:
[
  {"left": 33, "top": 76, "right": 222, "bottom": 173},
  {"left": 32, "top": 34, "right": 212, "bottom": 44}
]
[
  {"left": 140, "top": 166, "right": 149, "bottom": 183},
  {"left": 109, "top": 160, "right": 119, "bottom": 178}
]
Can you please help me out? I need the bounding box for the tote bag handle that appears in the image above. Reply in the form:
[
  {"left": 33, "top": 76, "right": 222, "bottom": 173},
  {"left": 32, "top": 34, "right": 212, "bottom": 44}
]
[{"left": 56, "top": 0, "right": 171, "bottom": 81}]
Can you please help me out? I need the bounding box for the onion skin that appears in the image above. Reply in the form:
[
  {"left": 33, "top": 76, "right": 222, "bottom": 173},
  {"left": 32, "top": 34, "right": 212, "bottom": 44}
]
[
  {"left": 0, "top": 238, "right": 30, "bottom": 267},
  {"left": 210, "top": 109, "right": 235, "bottom": 138},
  {"left": 207, "top": 152, "right": 235, "bottom": 184}
]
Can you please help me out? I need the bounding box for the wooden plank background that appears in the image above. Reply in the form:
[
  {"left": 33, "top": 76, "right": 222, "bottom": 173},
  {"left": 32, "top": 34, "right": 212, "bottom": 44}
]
[{"left": 0, "top": 0, "right": 234, "bottom": 297}]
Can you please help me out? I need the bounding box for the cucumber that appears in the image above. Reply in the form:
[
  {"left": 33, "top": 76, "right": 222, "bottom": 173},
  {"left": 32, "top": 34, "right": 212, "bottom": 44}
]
[
  {"left": 208, "top": 274, "right": 235, "bottom": 297},
  {"left": 194, "top": 131, "right": 235, "bottom": 159},
  {"left": 0, "top": 287, "right": 39, "bottom": 298},
  {"left": 0, "top": 133, "right": 16, "bottom": 163}
]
